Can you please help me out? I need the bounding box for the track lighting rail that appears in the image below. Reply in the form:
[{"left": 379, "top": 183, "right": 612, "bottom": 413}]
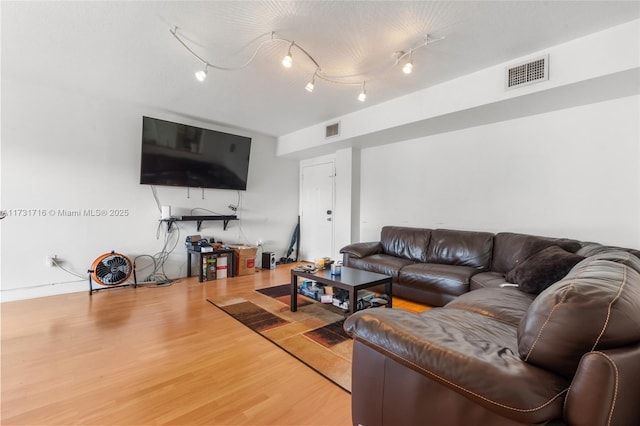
[{"left": 170, "top": 26, "right": 444, "bottom": 101}]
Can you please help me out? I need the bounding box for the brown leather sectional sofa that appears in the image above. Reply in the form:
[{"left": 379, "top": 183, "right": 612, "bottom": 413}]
[
  {"left": 340, "top": 226, "right": 639, "bottom": 306},
  {"left": 341, "top": 226, "right": 640, "bottom": 425}
]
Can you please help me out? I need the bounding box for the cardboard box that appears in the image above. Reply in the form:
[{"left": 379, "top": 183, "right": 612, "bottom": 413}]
[
  {"left": 320, "top": 294, "right": 333, "bottom": 304},
  {"left": 229, "top": 244, "right": 258, "bottom": 276},
  {"left": 216, "top": 255, "right": 228, "bottom": 279}
]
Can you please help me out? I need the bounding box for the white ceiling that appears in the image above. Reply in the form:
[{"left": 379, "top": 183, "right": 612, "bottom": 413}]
[{"left": 3, "top": 1, "right": 639, "bottom": 137}]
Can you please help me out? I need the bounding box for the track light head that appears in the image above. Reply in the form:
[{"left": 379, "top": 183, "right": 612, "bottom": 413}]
[
  {"left": 358, "top": 82, "right": 367, "bottom": 102},
  {"left": 305, "top": 81, "right": 315, "bottom": 92},
  {"left": 282, "top": 42, "right": 294, "bottom": 68},
  {"left": 195, "top": 70, "right": 207, "bottom": 81},
  {"left": 195, "top": 64, "right": 208, "bottom": 82},
  {"left": 282, "top": 52, "right": 293, "bottom": 68},
  {"left": 402, "top": 50, "right": 414, "bottom": 74},
  {"left": 305, "top": 72, "right": 316, "bottom": 92}
]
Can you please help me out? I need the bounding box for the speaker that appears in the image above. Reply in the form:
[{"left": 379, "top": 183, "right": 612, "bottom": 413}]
[{"left": 262, "top": 252, "right": 276, "bottom": 270}]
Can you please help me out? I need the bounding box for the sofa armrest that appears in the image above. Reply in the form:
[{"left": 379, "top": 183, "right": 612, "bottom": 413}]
[
  {"left": 564, "top": 343, "right": 640, "bottom": 426},
  {"left": 339, "top": 241, "right": 381, "bottom": 258},
  {"left": 345, "top": 308, "right": 570, "bottom": 424}
]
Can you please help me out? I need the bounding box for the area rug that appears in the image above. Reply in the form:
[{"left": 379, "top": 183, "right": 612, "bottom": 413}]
[{"left": 207, "top": 284, "right": 352, "bottom": 392}]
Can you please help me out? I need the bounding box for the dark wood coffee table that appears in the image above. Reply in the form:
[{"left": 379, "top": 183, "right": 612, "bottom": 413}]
[{"left": 290, "top": 266, "right": 392, "bottom": 315}]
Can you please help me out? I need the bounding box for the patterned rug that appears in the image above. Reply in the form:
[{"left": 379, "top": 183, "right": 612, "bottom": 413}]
[{"left": 207, "top": 284, "right": 352, "bottom": 392}]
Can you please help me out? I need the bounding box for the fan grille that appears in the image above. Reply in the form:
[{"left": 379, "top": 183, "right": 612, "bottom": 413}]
[{"left": 91, "top": 252, "right": 133, "bottom": 286}]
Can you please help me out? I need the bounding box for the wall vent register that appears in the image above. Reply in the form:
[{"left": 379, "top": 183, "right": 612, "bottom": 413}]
[
  {"left": 506, "top": 54, "right": 549, "bottom": 90},
  {"left": 325, "top": 122, "right": 340, "bottom": 138}
]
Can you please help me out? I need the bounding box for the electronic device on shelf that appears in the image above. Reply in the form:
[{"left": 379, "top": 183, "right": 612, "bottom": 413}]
[{"left": 185, "top": 235, "right": 202, "bottom": 250}]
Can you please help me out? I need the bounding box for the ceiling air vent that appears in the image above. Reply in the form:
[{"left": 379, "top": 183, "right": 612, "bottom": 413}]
[
  {"left": 506, "top": 54, "right": 549, "bottom": 90},
  {"left": 325, "top": 122, "right": 340, "bottom": 138}
]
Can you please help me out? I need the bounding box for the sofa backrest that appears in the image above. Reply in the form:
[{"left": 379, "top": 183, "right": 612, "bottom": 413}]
[
  {"left": 492, "top": 232, "right": 582, "bottom": 274},
  {"left": 426, "top": 229, "right": 494, "bottom": 269},
  {"left": 518, "top": 250, "right": 640, "bottom": 379},
  {"left": 380, "top": 226, "right": 431, "bottom": 263},
  {"left": 577, "top": 241, "right": 640, "bottom": 260}
]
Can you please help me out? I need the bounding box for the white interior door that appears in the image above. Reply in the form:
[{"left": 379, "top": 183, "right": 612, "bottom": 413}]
[{"left": 300, "top": 160, "right": 335, "bottom": 262}]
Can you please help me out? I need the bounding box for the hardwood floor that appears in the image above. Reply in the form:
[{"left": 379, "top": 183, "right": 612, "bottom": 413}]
[{"left": 1, "top": 263, "right": 427, "bottom": 425}]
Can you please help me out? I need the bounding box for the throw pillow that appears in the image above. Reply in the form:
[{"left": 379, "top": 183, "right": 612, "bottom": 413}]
[{"left": 506, "top": 246, "right": 584, "bottom": 294}]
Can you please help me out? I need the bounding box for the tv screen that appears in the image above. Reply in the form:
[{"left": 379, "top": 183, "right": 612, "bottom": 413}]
[{"left": 140, "top": 116, "right": 251, "bottom": 190}]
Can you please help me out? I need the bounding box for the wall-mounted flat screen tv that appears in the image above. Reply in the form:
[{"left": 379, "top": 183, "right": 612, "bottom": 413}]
[{"left": 140, "top": 116, "right": 252, "bottom": 190}]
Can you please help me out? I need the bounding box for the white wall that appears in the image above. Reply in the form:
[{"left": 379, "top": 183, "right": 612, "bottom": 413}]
[
  {"left": 285, "top": 18, "right": 639, "bottom": 254},
  {"left": 0, "top": 79, "right": 299, "bottom": 301},
  {"left": 359, "top": 95, "right": 640, "bottom": 247},
  {"left": 278, "top": 19, "right": 640, "bottom": 157},
  {"left": 334, "top": 148, "right": 354, "bottom": 259}
]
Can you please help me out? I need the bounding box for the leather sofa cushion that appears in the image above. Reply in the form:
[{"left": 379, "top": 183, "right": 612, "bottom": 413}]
[
  {"left": 399, "top": 263, "right": 478, "bottom": 297},
  {"left": 518, "top": 251, "right": 640, "bottom": 378},
  {"left": 470, "top": 271, "right": 509, "bottom": 290},
  {"left": 577, "top": 242, "right": 640, "bottom": 260},
  {"left": 446, "top": 287, "right": 535, "bottom": 326},
  {"left": 505, "top": 246, "right": 584, "bottom": 294},
  {"left": 380, "top": 226, "right": 431, "bottom": 262},
  {"left": 347, "top": 253, "right": 415, "bottom": 280},
  {"left": 392, "top": 286, "right": 459, "bottom": 307},
  {"left": 345, "top": 308, "right": 569, "bottom": 424},
  {"left": 340, "top": 241, "right": 381, "bottom": 258},
  {"left": 426, "top": 229, "right": 493, "bottom": 269}
]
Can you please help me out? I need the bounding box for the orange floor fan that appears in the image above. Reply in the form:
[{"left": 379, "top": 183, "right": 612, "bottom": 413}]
[{"left": 88, "top": 251, "right": 135, "bottom": 295}]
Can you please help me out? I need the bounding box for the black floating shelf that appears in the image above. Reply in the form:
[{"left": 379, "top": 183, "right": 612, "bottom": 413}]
[{"left": 161, "top": 215, "right": 238, "bottom": 232}]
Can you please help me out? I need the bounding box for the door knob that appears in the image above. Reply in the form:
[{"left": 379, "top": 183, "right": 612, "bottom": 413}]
[{"left": 326, "top": 210, "right": 332, "bottom": 215}]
